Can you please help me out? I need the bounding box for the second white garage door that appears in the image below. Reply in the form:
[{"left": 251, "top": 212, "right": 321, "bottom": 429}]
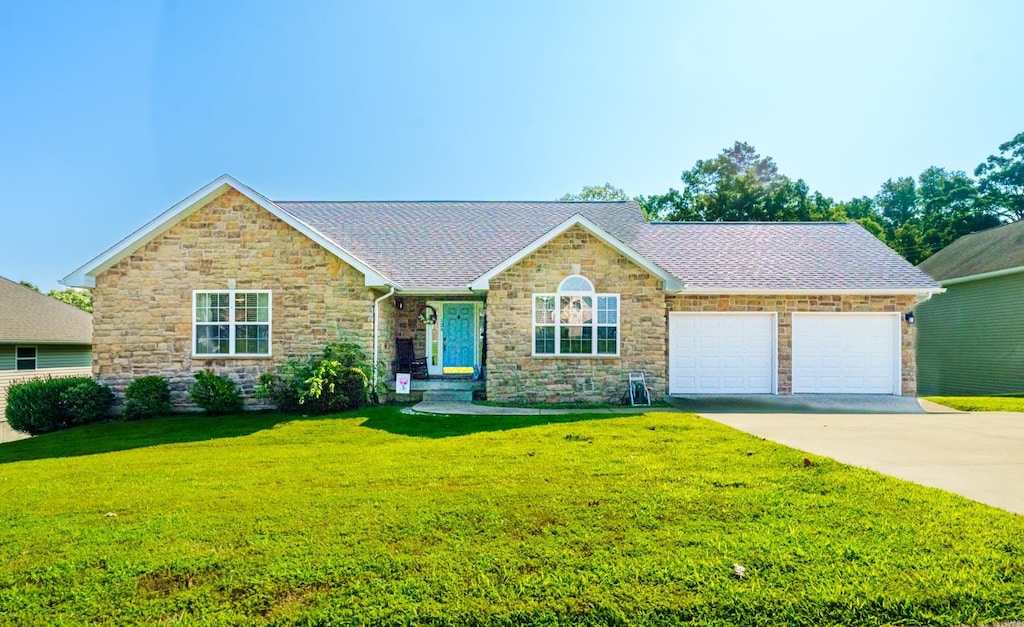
[
  {"left": 669, "top": 313, "right": 775, "bottom": 394},
  {"left": 791, "top": 313, "right": 901, "bottom": 394}
]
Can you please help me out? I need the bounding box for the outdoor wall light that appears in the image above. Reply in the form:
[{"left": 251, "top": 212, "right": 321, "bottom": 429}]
[
  {"left": 904, "top": 311, "right": 915, "bottom": 324},
  {"left": 395, "top": 297, "right": 404, "bottom": 310}
]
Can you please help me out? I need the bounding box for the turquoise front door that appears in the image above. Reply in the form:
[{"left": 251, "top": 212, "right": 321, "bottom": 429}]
[{"left": 442, "top": 303, "right": 476, "bottom": 373}]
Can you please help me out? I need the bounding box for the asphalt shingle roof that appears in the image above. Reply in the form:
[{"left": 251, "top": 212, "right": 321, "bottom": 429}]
[
  {"left": 275, "top": 200, "right": 938, "bottom": 292},
  {"left": 917, "top": 220, "right": 1024, "bottom": 282},
  {"left": 276, "top": 200, "right": 648, "bottom": 291},
  {"left": 635, "top": 222, "right": 938, "bottom": 290},
  {"left": 0, "top": 276, "right": 92, "bottom": 344}
]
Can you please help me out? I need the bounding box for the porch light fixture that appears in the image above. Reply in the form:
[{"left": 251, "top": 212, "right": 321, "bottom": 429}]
[
  {"left": 904, "top": 311, "right": 915, "bottom": 324},
  {"left": 395, "top": 297, "right": 404, "bottom": 310}
]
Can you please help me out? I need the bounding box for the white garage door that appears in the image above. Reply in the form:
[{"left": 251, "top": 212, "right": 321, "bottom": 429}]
[
  {"left": 669, "top": 313, "right": 775, "bottom": 394},
  {"left": 792, "top": 313, "right": 900, "bottom": 394}
]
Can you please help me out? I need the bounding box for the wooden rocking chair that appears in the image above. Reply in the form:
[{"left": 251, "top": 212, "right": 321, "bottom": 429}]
[{"left": 392, "top": 338, "right": 429, "bottom": 380}]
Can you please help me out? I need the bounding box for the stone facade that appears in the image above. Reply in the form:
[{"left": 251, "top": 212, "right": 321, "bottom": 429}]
[
  {"left": 92, "top": 189, "right": 923, "bottom": 407},
  {"left": 485, "top": 225, "right": 667, "bottom": 404},
  {"left": 92, "top": 189, "right": 384, "bottom": 408},
  {"left": 666, "top": 294, "right": 920, "bottom": 395}
]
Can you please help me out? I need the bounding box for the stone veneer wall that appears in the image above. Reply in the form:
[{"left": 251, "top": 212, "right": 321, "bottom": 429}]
[
  {"left": 92, "top": 189, "right": 383, "bottom": 408},
  {"left": 666, "top": 294, "right": 920, "bottom": 395},
  {"left": 486, "top": 225, "right": 666, "bottom": 404}
]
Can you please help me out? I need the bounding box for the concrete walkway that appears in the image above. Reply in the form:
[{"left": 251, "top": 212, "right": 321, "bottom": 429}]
[
  {"left": 409, "top": 401, "right": 656, "bottom": 415},
  {"left": 703, "top": 409, "right": 1024, "bottom": 515}
]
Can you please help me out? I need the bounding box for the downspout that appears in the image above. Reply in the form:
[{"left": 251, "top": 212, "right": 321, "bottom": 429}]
[{"left": 372, "top": 286, "right": 396, "bottom": 390}]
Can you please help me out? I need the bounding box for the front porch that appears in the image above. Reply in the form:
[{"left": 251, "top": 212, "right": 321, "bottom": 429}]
[
  {"left": 386, "top": 294, "right": 487, "bottom": 383},
  {"left": 385, "top": 376, "right": 486, "bottom": 403}
]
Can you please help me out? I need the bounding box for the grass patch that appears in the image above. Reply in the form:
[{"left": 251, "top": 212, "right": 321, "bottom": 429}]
[
  {"left": 926, "top": 396, "right": 1024, "bottom": 412},
  {"left": 1, "top": 407, "right": 1023, "bottom": 624}
]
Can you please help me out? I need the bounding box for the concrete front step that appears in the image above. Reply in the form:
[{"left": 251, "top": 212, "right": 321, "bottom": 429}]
[{"left": 422, "top": 389, "right": 475, "bottom": 403}]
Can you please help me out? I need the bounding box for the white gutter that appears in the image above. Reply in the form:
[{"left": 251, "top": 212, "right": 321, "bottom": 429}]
[
  {"left": 674, "top": 288, "right": 944, "bottom": 296},
  {"left": 371, "top": 287, "right": 395, "bottom": 390},
  {"left": 939, "top": 265, "right": 1024, "bottom": 287}
]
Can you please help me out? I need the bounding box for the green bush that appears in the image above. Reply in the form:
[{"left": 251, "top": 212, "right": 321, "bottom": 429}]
[
  {"left": 5, "top": 377, "right": 113, "bottom": 435},
  {"left": 60, "top": 379, "right": 115, "bottom": 425},
  {"left": 189, "top": 370, "right": 243, "bottom": 415},
  {"left": 257, "top": 342, "right": 373, "bottom": 414},
  {"left": 122, "top": 376, "right": 172, "bottom": 420}
]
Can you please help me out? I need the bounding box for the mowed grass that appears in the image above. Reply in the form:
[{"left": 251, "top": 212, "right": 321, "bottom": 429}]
[
  {"left": 1, "top": 408, "right": 1024, "bottom": 625},
  {"left": 927, "top": 396, "right": 1024, "bottom": 412}
]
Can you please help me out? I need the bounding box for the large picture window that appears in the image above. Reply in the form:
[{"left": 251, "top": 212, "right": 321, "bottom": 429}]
[
  {"left": 193, "top": 290, "right": 272, "bottom": 356},
  {"left": 533, "top": 275, "right": 619, "bottom": 356}
]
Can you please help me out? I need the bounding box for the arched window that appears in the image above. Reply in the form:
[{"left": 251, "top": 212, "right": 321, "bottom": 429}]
[{"left": 533, "top": 275, "right": 619, "bottom": 356}]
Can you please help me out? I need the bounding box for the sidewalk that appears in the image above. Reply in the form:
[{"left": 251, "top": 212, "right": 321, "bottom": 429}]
[{"left": 409, "top": 401, "right": 660, "bottom": 415}]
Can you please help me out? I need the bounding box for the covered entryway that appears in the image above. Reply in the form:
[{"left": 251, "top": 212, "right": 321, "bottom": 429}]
[
  {"left": 791, "top": 313, "right": 900, "bottom": 394},
  {"left": 668, "top": 313, "right": 776, "bottom": 394}
]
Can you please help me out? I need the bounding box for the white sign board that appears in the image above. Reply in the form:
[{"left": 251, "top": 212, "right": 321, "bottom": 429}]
[{"left": 395, "top": 373, "right": 411, "bottom": 395}]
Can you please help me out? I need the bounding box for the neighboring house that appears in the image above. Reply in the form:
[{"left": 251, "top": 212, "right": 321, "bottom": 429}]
[
  {"left": 915, "top": 220, "right": 1024, "bottom": 396},
  {"left": 62, "top": 176, "right": 939, "bottom": 408},
  {"left": 0, "top": 276, "right": 92, "bottom": 442}
]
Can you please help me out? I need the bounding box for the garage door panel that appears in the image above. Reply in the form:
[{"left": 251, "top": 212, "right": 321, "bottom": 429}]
[
  {"left": 792, "top": 314, "right": 899, "bottom": 394},
  {"left": 669, "top": 314, "right": 775, "bottom": 394}
]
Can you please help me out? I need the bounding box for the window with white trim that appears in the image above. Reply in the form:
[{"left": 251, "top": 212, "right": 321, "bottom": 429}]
[
  {"left": 193, "top": 290, "right": 272, "bottom": 356},
  {"left": 533, "top": 275, "right": 619, "bottom": 356},
  {"left": 16, "top": 346, "right": 37, "bottom": 370}
]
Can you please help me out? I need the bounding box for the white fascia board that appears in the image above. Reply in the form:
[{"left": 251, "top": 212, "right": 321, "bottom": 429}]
[
  {"left": 677, "top": 288, "right": 945, "bottom": 296},
  {"left": 939, "top": 265, "right": 1024, "bottom": 287},
  {"left": 61, "top": 174, "right": 395, "bottom": 289},
  {"left": 395, "top": 288, "right": 479, "bottom": 296},
  {"left": 468, "top": 213, "right": 684, "bottom": 292}
]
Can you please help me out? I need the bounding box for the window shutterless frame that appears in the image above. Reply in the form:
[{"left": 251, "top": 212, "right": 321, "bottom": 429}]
[
  {"left": 15, "top": 346, "right": 37, "bottom": 370},
  {"left": 191, "top": 290, "right": 273, "bottom": 357},
  {"left": 532, "top": 275, "right": 619, "bottom": 357}
]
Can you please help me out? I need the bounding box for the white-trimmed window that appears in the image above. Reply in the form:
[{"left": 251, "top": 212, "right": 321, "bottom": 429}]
[
  {"left": 533, "top": 275, "right": 619, "bottom": 356},
  {"left": 15, "top": 346, "right": 37, "bottom": 370},
  {"left": 193, "top": 290, "right": 272, "bottom": 357}
]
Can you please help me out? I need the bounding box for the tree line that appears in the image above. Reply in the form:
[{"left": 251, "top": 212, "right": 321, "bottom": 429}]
[{"left": 562, "top": 131, "right": 1024, "bottom": 264}]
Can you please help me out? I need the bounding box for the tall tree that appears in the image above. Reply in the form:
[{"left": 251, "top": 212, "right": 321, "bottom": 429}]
[
  {"left": 559, "top": 183, "right": 629, "bottom": 202},
  {"left": 639, "top": 142, "right": 820, "bottom": 222},
  {"left": 19, "top": 280, "right": 39, "bottom": 292},
  {"left": 975, "top": 131, "right": 1024, "bottom": 220}
]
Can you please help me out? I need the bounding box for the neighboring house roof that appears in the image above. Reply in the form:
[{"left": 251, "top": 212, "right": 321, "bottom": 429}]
[
  {"left": 917, "top": 220, "right": 1024, "bottom": 283},
  {"left": 63, "top": 175, "right": 941, "bottom": 295},
  {"left": 0, "top": 276, "right": 92, "bottom": 345},
  {"left": 635, "top": 222, "right": 939, "bottom": 292}
]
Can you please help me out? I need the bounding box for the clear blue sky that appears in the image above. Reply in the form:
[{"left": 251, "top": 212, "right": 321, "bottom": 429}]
[{"left": 1, "top": 1, "right": 1022, "bottom": 291}]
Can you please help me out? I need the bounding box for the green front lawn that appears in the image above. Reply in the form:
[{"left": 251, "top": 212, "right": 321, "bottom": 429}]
[
  {"left": 926, "top": 396, "right": 1024, "bottom": 412},
  {"left": 1, "top": 407, "right": 1023, "bottom": 625}
]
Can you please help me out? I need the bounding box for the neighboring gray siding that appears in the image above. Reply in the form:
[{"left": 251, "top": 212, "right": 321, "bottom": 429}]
[
  {"left": 916, "top": 272, "right": 1024, "bottom": 395},
  {"left": 0, "top": 344, "right": 92, "bottom": 372},
  {"left": 37, "top": 345, "right": 92, "bottom": 369}
]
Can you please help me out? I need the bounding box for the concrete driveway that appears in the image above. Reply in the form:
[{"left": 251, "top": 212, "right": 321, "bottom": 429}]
[{"left": 698, "top": 404, "right": 1024, "bottom": 516}]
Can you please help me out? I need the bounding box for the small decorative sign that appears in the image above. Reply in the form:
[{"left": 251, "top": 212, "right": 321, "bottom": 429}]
[{"left": 395, "top": 373, "right": 411, "bottom": 395}]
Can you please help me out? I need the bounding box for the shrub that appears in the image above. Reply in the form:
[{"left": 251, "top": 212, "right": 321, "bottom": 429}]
[
  {"left": 5, "top": 376, "right": 113, "bottom": 435},
  {"left": 257, "top": 342, "right": 373, "bottom": 414},
  {"left": 122, "top": 376, "right": 172, "bottom": 420},
  {"left": 60, "top": 379, "right": 115, "bottom": 425},
  {"left": 189, "top": 370, "right": 243, "bottom": 415}
]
